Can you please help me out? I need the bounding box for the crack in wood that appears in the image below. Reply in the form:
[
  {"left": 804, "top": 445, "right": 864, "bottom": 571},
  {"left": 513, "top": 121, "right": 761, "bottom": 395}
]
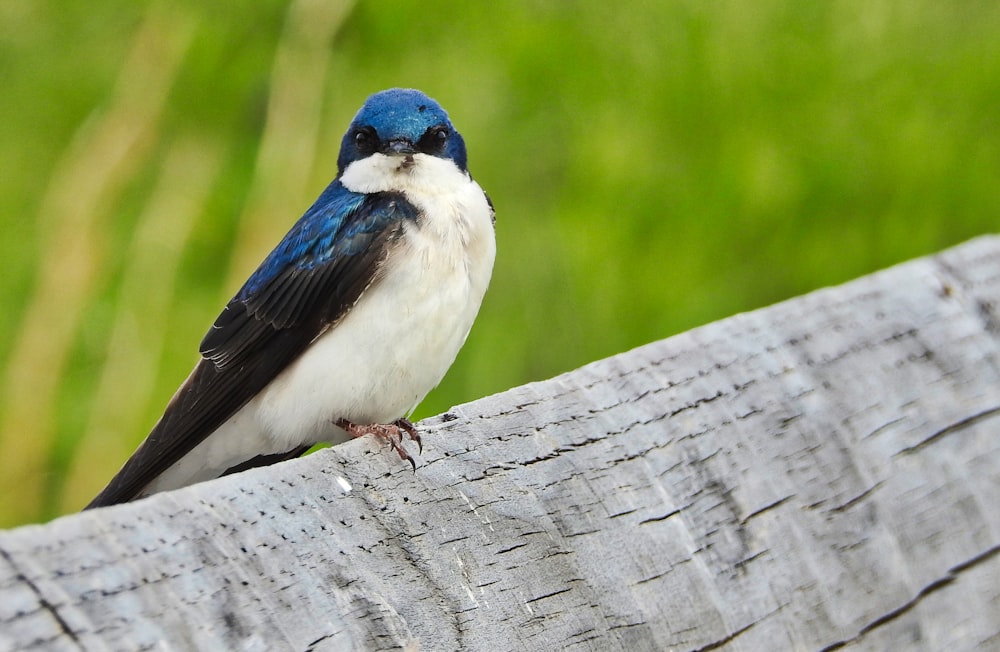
[
  {"left": 688, "top": 619, "right": 757, "bottom": 652},
  {"left": 733, "top": 549, "right": 768, "bottom": 569},
  {"left": 740, "top": 495, "right": 794, "bottom": 525},
  {"left": 818, "top": 543, "right": 1000, "bottom": 651},
  {"left": 895, "top": 405, "right": 1000, "bottom": 455},
  {"left": 862, "top": 416, "right": 905, "bottom": 440},
  {"left": 668, "top": 391, "right": 726, "bottom": 418},
  {"left": 0, "top": 545, "right": 82, "bottom": 647},
  {"left": 638, "top": 508, "right": 682, "bottom": 525},
  {"left": 635, "top": 571, "right": 668, "bottom": 585},
  {"left": 524, "top": 586, "right": 574, "bottom": 604},
  {"left": 948, "top": 542, "right": 1000, "bottom": 574},
  {"left": 827, "top": 481, "right": 884, "bottom": 513}
]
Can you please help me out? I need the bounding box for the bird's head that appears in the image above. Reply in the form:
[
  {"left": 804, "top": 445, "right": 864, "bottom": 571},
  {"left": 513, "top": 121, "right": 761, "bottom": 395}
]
[{"left": 337, "top": 88, "right": 468, "bottom": 177}]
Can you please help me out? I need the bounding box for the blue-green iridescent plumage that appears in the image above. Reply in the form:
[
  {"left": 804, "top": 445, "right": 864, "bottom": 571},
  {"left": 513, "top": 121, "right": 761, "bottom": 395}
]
[{"left": 235, "top": 183, "right": 416, "bottom": 300}]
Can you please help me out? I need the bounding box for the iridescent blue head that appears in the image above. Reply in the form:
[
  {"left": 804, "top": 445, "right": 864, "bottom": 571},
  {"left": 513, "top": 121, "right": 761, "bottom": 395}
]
[{"left": 337, "top": 88, "right": 468, "bottom": 175}]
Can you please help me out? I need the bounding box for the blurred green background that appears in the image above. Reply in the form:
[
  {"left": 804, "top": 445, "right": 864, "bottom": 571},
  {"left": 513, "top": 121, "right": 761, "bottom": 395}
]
[{"left": 0, "top": 0, "right": 997, "bottom": 526}]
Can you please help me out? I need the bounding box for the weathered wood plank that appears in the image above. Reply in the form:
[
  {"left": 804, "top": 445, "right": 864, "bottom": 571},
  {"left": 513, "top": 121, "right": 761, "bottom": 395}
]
[{"left": 2, "top": 236, "right": 999, "bottom": 651}]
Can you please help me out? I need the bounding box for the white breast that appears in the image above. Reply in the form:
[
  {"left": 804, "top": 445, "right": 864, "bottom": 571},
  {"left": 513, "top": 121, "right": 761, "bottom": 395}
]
[{"left": 253, "top": 153, "right": 496, "bottom": 447}]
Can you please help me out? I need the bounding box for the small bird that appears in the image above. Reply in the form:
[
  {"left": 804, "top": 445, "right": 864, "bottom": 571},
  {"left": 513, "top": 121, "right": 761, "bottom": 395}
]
[{"left": 86, "top": 88, "right": 496, "bottom": 508}]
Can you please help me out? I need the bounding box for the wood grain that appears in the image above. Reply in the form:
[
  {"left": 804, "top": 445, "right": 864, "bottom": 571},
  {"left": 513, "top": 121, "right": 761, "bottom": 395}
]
[{"left": 2, "top": 236, "right": 999, "bottom": 651}]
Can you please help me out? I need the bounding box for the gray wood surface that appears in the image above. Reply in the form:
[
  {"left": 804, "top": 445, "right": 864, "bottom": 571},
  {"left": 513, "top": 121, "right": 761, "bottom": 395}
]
[{"left": 2, "top": 236, "right": 999, "bottom": 651}]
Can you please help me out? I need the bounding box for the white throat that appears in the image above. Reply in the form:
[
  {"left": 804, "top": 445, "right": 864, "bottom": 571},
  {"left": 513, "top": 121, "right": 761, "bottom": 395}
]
[{"left": 340, "top": 152, "right": 473, "bottom": 196}]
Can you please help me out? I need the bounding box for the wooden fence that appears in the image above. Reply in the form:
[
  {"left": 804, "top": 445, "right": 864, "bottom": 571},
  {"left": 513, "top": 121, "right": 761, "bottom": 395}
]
[{"left": 2, "top": 236, "right": 999, "bottom": 651}]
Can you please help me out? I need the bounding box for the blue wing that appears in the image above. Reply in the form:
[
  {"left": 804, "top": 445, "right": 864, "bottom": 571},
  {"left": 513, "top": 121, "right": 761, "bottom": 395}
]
[
  {"left": 87, "top": 183, "right": 419, "bottom": 507},
  {"left": 200, "top": 182, "right": 416, "bottom": 367}
]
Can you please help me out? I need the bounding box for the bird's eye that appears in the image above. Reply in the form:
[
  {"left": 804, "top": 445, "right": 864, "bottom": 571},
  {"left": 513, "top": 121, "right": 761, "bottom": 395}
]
[
  {"left": 419, "top": 126, "right": 449, "bottom": 153},
  {"left": 353, "top": 127, "right": 376, "bottom": 153}
]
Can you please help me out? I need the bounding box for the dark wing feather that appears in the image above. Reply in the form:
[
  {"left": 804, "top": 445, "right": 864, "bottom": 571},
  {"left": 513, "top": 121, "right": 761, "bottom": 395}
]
[
  {"left": 222, "top": 444, "right": 314, "bottom": 477},
  {"left": 86, "top": 189, "right": 417, "bottom": 508}
]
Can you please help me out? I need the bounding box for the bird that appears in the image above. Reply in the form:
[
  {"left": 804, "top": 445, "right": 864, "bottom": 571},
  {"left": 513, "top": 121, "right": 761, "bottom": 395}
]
[{"left": 85, "top": 88, "right": 496, "bottom": 508}]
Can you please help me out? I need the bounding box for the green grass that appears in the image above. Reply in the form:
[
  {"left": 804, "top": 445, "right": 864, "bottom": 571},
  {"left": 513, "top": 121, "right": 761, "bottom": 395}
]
[{"left": 0, "top": 0, "right": 997, "bottom": 525}]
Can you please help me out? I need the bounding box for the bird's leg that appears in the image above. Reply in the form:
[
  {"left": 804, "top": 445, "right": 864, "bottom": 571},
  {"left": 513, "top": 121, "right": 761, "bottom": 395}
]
[{"left": 336, "top": 418, "right": 420, "bottom": 468}]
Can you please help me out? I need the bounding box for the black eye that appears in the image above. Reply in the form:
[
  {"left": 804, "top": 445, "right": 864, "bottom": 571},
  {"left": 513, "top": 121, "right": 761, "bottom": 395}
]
[
  {"left": 419, "top": 125, "right": 449, "bottom": 153},
  {"left": 353, "top": 127, "right": 377, "bottom": 153}
]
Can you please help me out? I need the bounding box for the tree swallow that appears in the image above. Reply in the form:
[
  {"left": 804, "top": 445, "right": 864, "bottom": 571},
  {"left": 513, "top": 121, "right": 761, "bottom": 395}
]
[{"left": 86, "top": 88, "right": 496, "bottom": 508}]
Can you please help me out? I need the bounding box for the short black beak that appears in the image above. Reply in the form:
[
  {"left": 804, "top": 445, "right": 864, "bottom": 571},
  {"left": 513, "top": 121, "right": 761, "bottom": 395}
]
[{"left": 384, "top": 138, "right": 417, "bottom": 156}]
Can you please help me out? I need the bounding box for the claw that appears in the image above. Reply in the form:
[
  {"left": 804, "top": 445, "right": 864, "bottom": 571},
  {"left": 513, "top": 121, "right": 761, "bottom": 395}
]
[
  {"left": 336, "top": 418, "right": 420, "bottom": 468},
  {"left": 393, "top": 418, "right": 422, "bottom": 453}
]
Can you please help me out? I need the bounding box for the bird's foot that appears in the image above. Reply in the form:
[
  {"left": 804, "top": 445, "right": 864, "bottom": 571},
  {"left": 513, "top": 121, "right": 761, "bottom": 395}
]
[
  {"left": 392, "top": 418, "right": 422, "bottom": 451},
  {"left": 336, "top": 418, "right": 420, "bottom": 468}
]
